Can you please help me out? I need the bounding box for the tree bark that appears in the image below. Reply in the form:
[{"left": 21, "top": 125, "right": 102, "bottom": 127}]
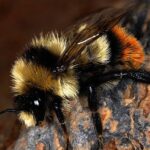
[{"left": 11, "top": 79, "right": 150, "bottom": 150}]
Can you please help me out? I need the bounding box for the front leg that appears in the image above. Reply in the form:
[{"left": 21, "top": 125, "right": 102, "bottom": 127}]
[
  {"left": 53, "top": 97, "right": 70, "bottom": 150},
  {"left": 88, "top": 86, "right": 103, "bottom": 150}
]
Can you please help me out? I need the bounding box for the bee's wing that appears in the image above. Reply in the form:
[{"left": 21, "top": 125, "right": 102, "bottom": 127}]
[
  {"left": 57, "top": 5, "right": 133, "bottom": 69},
  {"left": 64, "top": 7, "right": 109, "bottom": 39}
]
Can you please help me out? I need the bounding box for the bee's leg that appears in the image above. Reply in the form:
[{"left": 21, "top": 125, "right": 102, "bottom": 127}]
[
  {"left": 88, "top": 85, "right": 103, "bottom": 150},
  {"left": 86, "top": 70, "right": 150, "bottom": 87},
  {"left": 53, "top": 99, "right": 70, "bottom": 150}
]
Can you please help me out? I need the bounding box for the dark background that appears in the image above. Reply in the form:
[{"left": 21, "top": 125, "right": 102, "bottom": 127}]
[{"left": 0, "top": 0, "right": 125, "bottom": 149}]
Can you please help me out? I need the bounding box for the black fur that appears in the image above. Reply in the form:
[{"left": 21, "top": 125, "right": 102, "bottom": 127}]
[
  {"left": 107, "top": 31, "right": 122, "bottom": 64},
  {"left": 23, "top": 46, "right": 59, "bottom": 71}
]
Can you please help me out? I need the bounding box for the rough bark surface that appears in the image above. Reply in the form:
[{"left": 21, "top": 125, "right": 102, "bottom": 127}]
[
  {"left": 12, "top": 83, "right": 150, "bottom": 150},
  {"left": 7, "top": 0, "right": 150, "bottom": 150}
]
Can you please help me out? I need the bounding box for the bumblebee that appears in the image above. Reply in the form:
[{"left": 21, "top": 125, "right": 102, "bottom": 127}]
[{"left": 0, "top": 4, "right": 150, "bottom": 150}]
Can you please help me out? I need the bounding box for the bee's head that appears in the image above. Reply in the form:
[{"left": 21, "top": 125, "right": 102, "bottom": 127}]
[{"left": 14, "top": 88, "right": 48, "bottom": 127}]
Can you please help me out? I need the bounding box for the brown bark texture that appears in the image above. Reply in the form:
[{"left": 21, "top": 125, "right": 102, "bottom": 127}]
[{"left": 7, "top": 0, "right": 150, "bottom": 150}]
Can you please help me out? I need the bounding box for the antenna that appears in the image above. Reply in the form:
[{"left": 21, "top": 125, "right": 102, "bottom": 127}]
[{"left": 0, "top": 108, "right": 20, "bottom": 115}]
